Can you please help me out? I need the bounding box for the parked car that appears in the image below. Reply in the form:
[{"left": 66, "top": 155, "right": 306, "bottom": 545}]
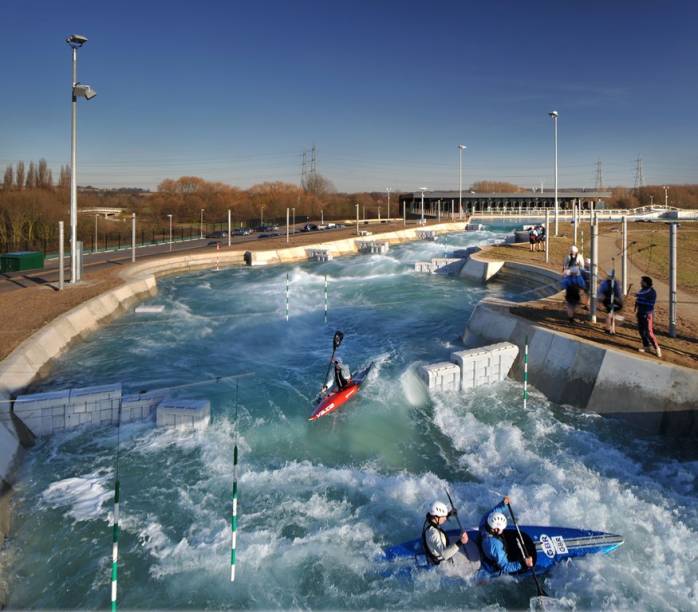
[
  {"left": 205, "top": 230, "right": 228, "bottom": 239},
  {"left": 302, "top": 223, "right": 319, "bottom": 232},
  {"left": 232, "top": 228, "right": 254, "bottom": 236},
  {"left": 254, "top": 224, "right": 280, "bottom": 232}
]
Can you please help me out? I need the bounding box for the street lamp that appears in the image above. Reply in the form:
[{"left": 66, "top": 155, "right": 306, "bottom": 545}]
[
  {"left": 549, "top": 111, "right": 559, "bottom": 235},
  {"left": 386, "top": 187, "right": 392, "bottom": 220},
  {"left": 66, "top": 33, "right": 96, "bottom": 283},
  {"left": 168, "top": 214, "right": 173, "bottom": 251},
  {"left": 663, "top": 185, "right": 668, "bottom": 208},
  {"left": 94, "top": 213, "right": 98, "bottom": 252},
  {"left": 355, "top": 203, "right": 359, "bottom": 236},
  {"left": 292, "top": 207, "right": 296, "bottom": 234},
  {"left": 418, "top": 187, "right": 429, "bottom": 225},
  {"left": 458, "top": 145, "right": 466, "bottom": 217},
  {"left": 200, "top": 208, "right": 205, "bottom": 238}
]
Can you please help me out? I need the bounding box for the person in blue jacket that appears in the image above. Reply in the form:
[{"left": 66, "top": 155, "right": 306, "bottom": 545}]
[
  {"left": 479, "top": 496, "right": 533, "bottom": 575},
  {"left": 635, "top": 276, "right": 662, "bottom": 358}
]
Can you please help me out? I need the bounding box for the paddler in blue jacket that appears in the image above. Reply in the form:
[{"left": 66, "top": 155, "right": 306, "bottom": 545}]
[{"left": 479, "top": 496, "right": 533, "bottom": 575}]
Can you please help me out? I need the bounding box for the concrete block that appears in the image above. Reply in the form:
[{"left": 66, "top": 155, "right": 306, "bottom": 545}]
[
  {"left": 156, "top": 398, "right": 210, "bottom": 431},
  {"left": 415, "top": 262, "right": 434, "bottom": 273},
  {"left": 121, "top": 391, "right": 164, "bottom": 423},
  {"left": 14, "top": 389, "right": 70, "bottom": 436},
  {"left": 356, "top": 240, "right": 389, "bottom": 254},
  {"left": 416, "top": 230, "right": 437, "bottom": 241},
  {"left": 305, "top": 248, "right": 333, "bottom": 262},
  {"left": 451, "top": 342, "right": 519, "bottom": 390},
  {"left": 431, "top": 258, "right": 466, "bottom": 275},
  {"left": 460, "top": 258, "right": 504, "bottom": 282},
  {"left": 419, "top": 362, "right": 461, "bottom": 392}
]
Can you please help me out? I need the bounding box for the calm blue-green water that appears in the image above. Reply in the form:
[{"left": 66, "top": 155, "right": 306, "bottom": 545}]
[{"left": 2, "top": 224, "right": 697, "bottom": 610}]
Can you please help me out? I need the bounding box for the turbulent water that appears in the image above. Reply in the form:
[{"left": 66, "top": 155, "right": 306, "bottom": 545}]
[{"left": 3, "top": 224, "right": 697, "bottom": 610}]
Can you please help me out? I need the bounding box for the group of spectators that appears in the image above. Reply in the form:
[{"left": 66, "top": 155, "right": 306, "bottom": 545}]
[
  {"left": 561, "top": 245, "right": 662, "bottom": 358},
  {"left": 528, "top": 225, "right": 546, "bottom": 252}
]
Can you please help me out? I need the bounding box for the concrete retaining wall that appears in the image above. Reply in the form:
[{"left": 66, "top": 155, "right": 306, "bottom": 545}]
[{"left": 465, "top": 300, "right": 698, "bottom": 436}]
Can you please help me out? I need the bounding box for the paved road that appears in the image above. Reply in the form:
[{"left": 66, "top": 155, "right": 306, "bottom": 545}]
[
  {"left": 0, "top": 224, "right": 362, "bottom": 294},
  {"left": 0, "top": 234, "right": 259, "bottom": 294}
]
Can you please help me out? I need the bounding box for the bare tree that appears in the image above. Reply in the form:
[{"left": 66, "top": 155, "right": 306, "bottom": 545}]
[
  {"left": 26, "top": 161, "right": 37, "bottom": 189},
  {"left": 15, "top": 161, "right": 25, "bottom": 190},
  {"left": 303, "top": 173, "right": 335, "bottom": 195},
  {"left": 3, "top": 165, "right": 13, "bottom": 191},
  {"left": 38, "top": 158, "right": 49, "bottom": 188}
]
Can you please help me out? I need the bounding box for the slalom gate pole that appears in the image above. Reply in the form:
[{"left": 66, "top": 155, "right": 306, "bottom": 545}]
[
  {"left": 285, "top": 273, "right": 289, "bottom": 322},
  {"left": 230, "top": 383, "right": 239, "bottom": 582},
  {"left": 523, "top": 336, "right": 528, "bottom": 411},
  {"left": 111, "top": 401, "right": 123, "bottom": 611},
  {"left": 324, "top": 275, "right": 328, "bottom": 324}
]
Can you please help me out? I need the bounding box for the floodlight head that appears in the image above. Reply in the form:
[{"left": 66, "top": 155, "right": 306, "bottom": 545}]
[
  {"left": 458, "top": 144, "right": 467, "bottom": 150},
  {"left": 549, "top": 110, "right": 559, "bottom": 118},
  {"left": 66, "top": 34, "right": 88, "bottom": 48},
  {"left": 73, "top": 83, "right": 96, "bottom": 99}
]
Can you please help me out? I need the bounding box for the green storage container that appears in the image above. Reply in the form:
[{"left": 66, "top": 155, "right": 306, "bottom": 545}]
[{"left": 0, "top": 251, "right": 45, "bottom": 273}]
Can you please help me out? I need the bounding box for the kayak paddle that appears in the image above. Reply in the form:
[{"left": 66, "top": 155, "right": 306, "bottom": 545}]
[
  {"left": 317, "top": 330, "right": 344, "bottom": 399},
  {"left": 507, "top": 501, "right": 561, "bottom": 609},
  {"left": 445, "top": 488, "right": 465, "bottom": 532}
]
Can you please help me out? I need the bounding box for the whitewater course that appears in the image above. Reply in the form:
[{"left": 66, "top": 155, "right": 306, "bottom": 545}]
[{"left": 1, "top": 222, "right": 696, "bottom": 609}]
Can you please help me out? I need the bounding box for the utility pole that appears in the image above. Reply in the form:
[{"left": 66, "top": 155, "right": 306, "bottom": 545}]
[
  {"left": 669, "top": 223, "right": 678, "bottom": 337},
  {"left": 590, "top": 219, "right": 599, "bottom": 323}
]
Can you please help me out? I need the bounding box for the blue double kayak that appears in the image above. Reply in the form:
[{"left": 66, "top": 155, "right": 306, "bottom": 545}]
[{"left": 384, "top": 525, "right": 623, "bottom": 577}]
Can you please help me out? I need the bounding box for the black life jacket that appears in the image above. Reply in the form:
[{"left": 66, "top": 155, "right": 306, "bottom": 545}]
[{"left": 421, "top": 516, "right": 450, "bottom": 566}]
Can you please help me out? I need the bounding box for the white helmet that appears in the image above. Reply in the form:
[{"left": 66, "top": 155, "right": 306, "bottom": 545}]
[
  {"left": 430, "top": 501, "right": 449, "bottom": 518},
  {"left": 570, "top": 245, "right": 579, "bottom": 255},
  {"left": 487, "top": 511, "right": 507, "bottom": 531}
]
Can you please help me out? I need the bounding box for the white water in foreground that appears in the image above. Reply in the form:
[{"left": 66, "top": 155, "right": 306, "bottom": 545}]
[{"left": 2, "top": 225, "right": 696, "bottom": 610}]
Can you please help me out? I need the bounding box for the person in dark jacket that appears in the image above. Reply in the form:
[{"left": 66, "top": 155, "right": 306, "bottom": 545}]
[
  {"left": 598, "top": 271, "right": 624, "bottom": 334},
  {"left": 478, "top": 496, "right": 533, "bottom": 576},
  {"left": 635, "top": 276, "right": 662, "bottom": 358},
  {"left": 333, "top": 358, "right": 352, "bottom": 390}
]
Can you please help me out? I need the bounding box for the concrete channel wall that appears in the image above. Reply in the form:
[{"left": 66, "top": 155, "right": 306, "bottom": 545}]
[
  {"left": 465, "top": 299, "right": 698, "bottom": 436},
  {"left": 0, "top": 221, "right": 468, "bottom": 489}
]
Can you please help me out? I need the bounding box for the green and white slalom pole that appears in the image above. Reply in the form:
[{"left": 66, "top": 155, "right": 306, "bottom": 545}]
[
  {"left": 230, "top": 383, "right": 239, "bottom": 582},
  {"left": 285, "top": 272, "right": 289, "bottom": 322},
  {"left": 324, "top": 274, "right": 328, "bottom": 324},
  {"left": 522, "top": 335, "right": 529, "bottom": 411},
  {"left": 111, "top": 402, "right": 122, "bottom": 611}
]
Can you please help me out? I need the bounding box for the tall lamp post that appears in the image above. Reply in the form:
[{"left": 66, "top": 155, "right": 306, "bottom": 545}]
[
  {"left": 168, "top": 214, "right": 173, "bottom": 252},
  {"left": 458, "top": 144, "right": 466, "bottom": 217},
  {"left": 386, "top": 187, "right": 392, "bottom": 220},
  {"left": 549, "top": 111, "right": 559, "bottom": 236},
  {"left": 200, "top": 208, "right": 205, "bottom": 238},
  {"left": 663, "top": 185, "right": 668, "bottom": 208},
  {"left": 418, "top": 187, "right": 429, "bottom": 225},
  {"left": 66, "top": 34, "right": 96, "bottom": 283},
  {"left": 355, "top": 203, "right": 359, "bottom": 236}
]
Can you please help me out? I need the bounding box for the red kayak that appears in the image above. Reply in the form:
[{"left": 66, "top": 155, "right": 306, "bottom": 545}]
[{"left": 309, "top": 363, "right": 374, "bottom": 421}]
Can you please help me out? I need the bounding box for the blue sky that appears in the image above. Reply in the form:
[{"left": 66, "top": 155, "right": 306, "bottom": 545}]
[{"left": 2, "top": 0, "right": 697, "bottom": 192}]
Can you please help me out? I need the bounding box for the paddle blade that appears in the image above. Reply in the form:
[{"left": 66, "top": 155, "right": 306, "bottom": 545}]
[
  {"left": 333, "top": 330, "right": 344, "bottom": 350},
  {"left": 529, "top": 596, "right": 568, "bottom": 611}
]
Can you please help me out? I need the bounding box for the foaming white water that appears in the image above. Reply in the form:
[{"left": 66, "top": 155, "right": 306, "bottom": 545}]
[{"left": 41, "top": 469, "right": 113, "bottom": 522}]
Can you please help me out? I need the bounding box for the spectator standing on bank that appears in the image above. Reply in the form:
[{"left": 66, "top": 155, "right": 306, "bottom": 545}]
[
  {"left": 563, "top": 245, "right": 584, "bottom": 272},
  {"left": 562, "top": 264, "right": 585, "bottom": 324},
  {"left": 635, "top": 276, "right": 662, "bottom": 358},
  {"left": 598, "top": 271, "right": 624, "bottom": 334},
  {"left": 536, "top": 225, "right": 546, "bottom": 252},
  {"left": 528, "top": 226, "right": 538, "bottom": 252}
]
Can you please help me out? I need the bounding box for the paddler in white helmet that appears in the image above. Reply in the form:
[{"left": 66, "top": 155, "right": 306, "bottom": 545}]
[
  {"left": 333, "top": 357, "right": 352, "bottom": 390},
  {"left": 422, "top": 500, "right": 469, "bottom": 566},
  {"left": 479, "top": 495, "right": 533, "bottom": 575}
]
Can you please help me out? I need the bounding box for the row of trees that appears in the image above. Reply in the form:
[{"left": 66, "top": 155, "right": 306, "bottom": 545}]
[
  {"left": 2, "top": 160, "right": 72, "bottom": 191},
  {"left": 2, "top": 169, "right": 698, "bottom": 255}
]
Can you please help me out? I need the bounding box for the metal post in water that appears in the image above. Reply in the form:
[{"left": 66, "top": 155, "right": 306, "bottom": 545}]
[
  {"left": 111, "top": 479, "right": 120, "bottom": 611},
  {"left": 324, "top": 274, "right": 328, "bottom": 324},
  {"left": 590, "top": 220, "right": 599, "bottom": 323},
  {"left": 669, "top": 223, "right": 678, "bottom": 337},
  {"left": 544, "top": 210, "right": 550, "bottom": 263},
  {"left": 58, "top": 221, "right": 65, "bottom": 290},
  {"left": 230, "top": 446, "right": 238, "bottom": 581},
  {"left": 622, "top": 216, "right": 628, "bottom": 296},
  {"left": 285, "top": 272, "right": 289, "bottom": 322},
  {"left": 131, "top": 213, "right": 136, "bottom": 262},
  {"left": 523, "top": 336, "right": 528, "bottom": 411},
  {"left": 230, "top": 383, "right": 239, "bottom": 582}
]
